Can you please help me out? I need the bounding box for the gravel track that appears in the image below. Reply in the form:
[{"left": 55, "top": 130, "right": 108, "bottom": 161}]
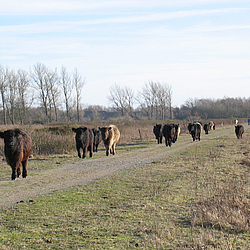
[{"left": 0, "top": 127, "right": 234, "bottom": 210}]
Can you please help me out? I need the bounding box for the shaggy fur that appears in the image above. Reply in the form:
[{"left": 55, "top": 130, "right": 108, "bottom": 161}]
[
  {"left": 0, "top": 129, "right": 32, "bottom": 180},
  {"left": 72, "top": 127, "right": 94, "bottom": 158},
  {"left": 98, "top": 125, "right": 120, "bottom": 156}
]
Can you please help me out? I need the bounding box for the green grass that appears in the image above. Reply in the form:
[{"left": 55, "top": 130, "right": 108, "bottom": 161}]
[{"left": 0, "top": 126, "right": 250, "bottom": 249}]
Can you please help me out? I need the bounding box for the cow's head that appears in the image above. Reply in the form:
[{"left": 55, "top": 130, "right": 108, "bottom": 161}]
[
  {"left": 98, "top": 127, "right": 112, "bottom": 140},
  {"left": 0, "top": 129, "right": 21, "bottom": 149}
]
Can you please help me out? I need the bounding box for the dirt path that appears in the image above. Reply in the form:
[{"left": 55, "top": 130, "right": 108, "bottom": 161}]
[{"left": 0, "top": 126, "right": 235, "bottom": 210}]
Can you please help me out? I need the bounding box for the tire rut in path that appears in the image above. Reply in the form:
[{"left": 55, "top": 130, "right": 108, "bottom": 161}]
[{"left": 0, "top": 127, "right": 233, "bottom": 210}]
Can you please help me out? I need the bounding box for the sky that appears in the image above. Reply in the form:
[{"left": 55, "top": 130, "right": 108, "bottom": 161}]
[{"left": 0, "top": 0, "right": 250, "bottom": 108}]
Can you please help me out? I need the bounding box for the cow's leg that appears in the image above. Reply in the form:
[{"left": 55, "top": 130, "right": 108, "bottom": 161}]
[
  {"left": 77, "top": 146, "right": 81, "bottom": 158},
  {"left": 169, "top": 139, "right": 172, "bottom": 147},
  {"left": 83, "top": 147, "right": 87, "bottom": 158},
  {"left": 17, "top": 163, "right": 21, "bottom": 178},
  {"left": 11, "top": 165, "right": 17, "bottom": 180},
  {"left": 160, "top": 136, "right": 163, "bottom": 144},
  {"left": 112, "top": 143, "right": 116, "bottom": 155},
  {"left": 105, "top": 145, "right": 110, "bottom": 156},
  {"left": 22, "top": 160, "right": 28, "bottom": 178},
  {"left": 88, "top": 145, "right": 93, "bottom": 158}
]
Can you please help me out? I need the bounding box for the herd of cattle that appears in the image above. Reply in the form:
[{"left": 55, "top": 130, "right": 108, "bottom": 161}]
[
  {"left": 153, "top": 121, "right": 245, "bottom": 146},
  {"left": 0, "top": 125, "right": 120, "bottom": 180},
  {"left": 0, "top": 121, "right": 245, "bottom": 181}
]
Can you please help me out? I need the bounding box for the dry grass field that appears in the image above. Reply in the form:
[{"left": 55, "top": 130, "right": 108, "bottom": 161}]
[{"left": 0, "top": 119, "right": 249, "bottom": 249}]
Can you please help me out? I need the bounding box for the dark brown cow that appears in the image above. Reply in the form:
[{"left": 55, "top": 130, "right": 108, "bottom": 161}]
[
  {"left": 153, "top": 124, "right": 163, "bottom": 144},
  {"left": 92, "top": 128, "right": 102, "bottom": 152},
  {"left": 162, "top": 124, "right": 175, "bottom": 147},
  {"left": 72, "top": 127, "right": 94, "bottom": 158},
  {"left": 98, "top": 125, "right": 120, "bottom": 156},
  {"left": 0, "top": 129, "right": 32, "bottom": 180},
  {"left": 235, "top": 125, "right": 244, "bottom": 139}
]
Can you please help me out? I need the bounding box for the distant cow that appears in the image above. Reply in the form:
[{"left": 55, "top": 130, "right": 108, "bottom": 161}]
[
  {"left": 0, "top": 129, "right": 32, "bottom": 180},
  {"left": 163, "top": 124, "right": 175, "bottom": 147},
  {"left": 235, "top": 125, "right": 244, "bottom": 139},
  {"left": 98, "top": 125, "right": 120, "bottom": 156},
  {"left": 173, "top": 124, "right": 180, "bottom": 142},
  {"left": 209, "top": 121, "right": 215, "bottom": 130},
  {"left": 204, "top": 123, "right": 210, "bottom": 134},
  {"left": 189, "top": 122, "right": 202, "bottom": 141},
  {"left": 153, "top": 124, "right": 163, "bottom": 144},
  {"left": 92, "top": 128, "right": 102, "bottom": 152},
  {"left": 72, "top": 126, "right": 94, "bottom": 158}
]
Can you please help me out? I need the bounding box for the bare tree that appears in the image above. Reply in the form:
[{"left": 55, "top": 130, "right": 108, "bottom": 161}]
[
  {"left": 107, "top": 83, "right": 134, "bottom": 117},
  {"left": 60, "top": 66, "right": 73, "bottom": 122},
  {"left": 16, "top": 69, "right": 30, "bottom": 124},
  {"left": 30, "top": 63, "right": 49, "bottom": 123},
  {"left": 5, "top": 69, "right": 18, "bottom": 125},
  {"left": 0, "top": 65, "right": 7, "bottom": 124},
  {"left": 138, "top": 81, "right": 172, "bottom": 120},
  {"left": 45, "top": 68, "right": 60, "bottom": 122},
  {"left": 72, "top": 68, "right": 85, "bottom": 122}
]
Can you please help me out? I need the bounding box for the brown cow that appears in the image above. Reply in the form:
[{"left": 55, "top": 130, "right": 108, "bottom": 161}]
[
  {"left": 0, "top": 129, "right": 32, "bottom": 180},
  {"left": 98, "top": 125, "right": 120, "bottom": 156}
]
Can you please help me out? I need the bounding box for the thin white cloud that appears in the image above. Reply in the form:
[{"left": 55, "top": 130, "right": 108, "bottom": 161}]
[
  {"left": 1, "top": 7, "right": 249, "bottom": 35},
  {"left": 1, "top": 0, "right": 250, "bottom": 15}
]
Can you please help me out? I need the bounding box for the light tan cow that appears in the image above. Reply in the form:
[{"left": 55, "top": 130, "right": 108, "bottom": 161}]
[{"left": 98, "top": 125, "right": 120, "bottom": 156}]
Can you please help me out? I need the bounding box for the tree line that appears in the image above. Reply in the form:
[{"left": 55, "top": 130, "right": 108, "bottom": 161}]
[
  {"left": 0, "top": 63, "right": 249, "bottom": 125},
  {"left": 0, "top": 63, "right": 85, "bottom": 124}
]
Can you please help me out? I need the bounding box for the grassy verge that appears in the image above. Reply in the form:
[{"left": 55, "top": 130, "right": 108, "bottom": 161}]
[{"left": 0, "top": 126, "right": 250, "bottom": 249}]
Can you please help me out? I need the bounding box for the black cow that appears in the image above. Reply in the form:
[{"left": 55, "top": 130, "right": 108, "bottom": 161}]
[
  {"left": 72, "top": 127, "right": 94, "bottom": 158},
  {"left": 163, "top": 124, "right": 175, "bottom": 147},
  {"left": 204, "top": 123, "right": 210, "bottom": 134},
  {"left": 235, "top": 125, "right": 244, "bottom": 139},
  {"left": 92, "top": 128, "right": 102, "bottom": 152},
  {"left": 189, "top": 122, "right": 202, "bottom": 141},
  {"left": 153, "top": 124, "right": 163, "bottom": 144}
]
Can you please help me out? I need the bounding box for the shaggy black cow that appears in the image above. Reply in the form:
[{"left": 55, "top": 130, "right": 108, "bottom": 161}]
[
  {"left": 92, "top": 128, "right": 102, "bottom": 152},
  {"left": 235, "top": 125, "right": 244, "bottom": 139},
  {"left": 189, "top": 122, "right": 202, "bottom": 141},
  {"left": 72, "top": 126, "right": 94, "bottom": 158},
  {"left": 0, "top": 129, "right": 32, "bottom": 180},
  {"left": 204, "top": 123, "right": 210, "bottom": 134},
  {"left": 153, "top": 124, "right": 163, "bottom": 144},
  {"left": 163, "top": 124, "right": 175, "bottom": 147}
]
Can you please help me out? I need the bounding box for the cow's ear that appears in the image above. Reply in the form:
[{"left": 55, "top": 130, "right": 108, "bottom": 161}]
[
  {"left": 81, "top": 127, "right": 87, "bottom": 132},
  {"left": 72, "top": 128, "right": 77, "bottom": 133},
  {"left": 0, "top": 131, "right": 4, "bottom": 138},
  {"left": 15, "top": 129, "right": 21, "bottom": 136}
]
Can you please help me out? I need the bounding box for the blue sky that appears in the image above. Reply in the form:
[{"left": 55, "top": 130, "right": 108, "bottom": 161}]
[{"left": 0, "top": 0, "right": 250, "bottom": 107}]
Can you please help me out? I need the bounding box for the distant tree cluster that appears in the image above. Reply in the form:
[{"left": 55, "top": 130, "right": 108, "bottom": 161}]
[
  {"left": 0, "top": 63, "right": 85, "bottom": 124},
  {"left": 174, "top": 97, "right": 250, "bottom": 120},
  {"left": 108, "top": 81, "right": 173, "bottom": 120}
]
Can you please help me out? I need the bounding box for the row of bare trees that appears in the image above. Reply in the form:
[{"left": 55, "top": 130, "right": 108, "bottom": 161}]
[
  {"left": 108, "top": 81, "right": 173, "bottom": 120},
  {"left": 0, "top": 63, "right": 85, "bottom": 125}
]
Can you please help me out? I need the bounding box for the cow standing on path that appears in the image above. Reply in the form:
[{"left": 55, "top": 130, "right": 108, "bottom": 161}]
[
  {"left": 235, "top": 125, "right": 244, "bottom": 139},
  {"left": 153, "top": 124, "right": 163, "bottom": 144},
  {"left": 92, "top": 128, "right": 102, "bottom": 152},
  {"left": 163, "top": 124, "right": 175, "bottom": 147},
  {"left": 188, "top": 122, "right": 202, "bottom": 141},
  {"left": 0, "top": 129, "right": 32, "bottom": 180},
  {"left": 99, "top": 125, "right": 120, "bottom": 156},
  {"left": 72, "top": 127, "right": 94, "bottom": 158}
]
